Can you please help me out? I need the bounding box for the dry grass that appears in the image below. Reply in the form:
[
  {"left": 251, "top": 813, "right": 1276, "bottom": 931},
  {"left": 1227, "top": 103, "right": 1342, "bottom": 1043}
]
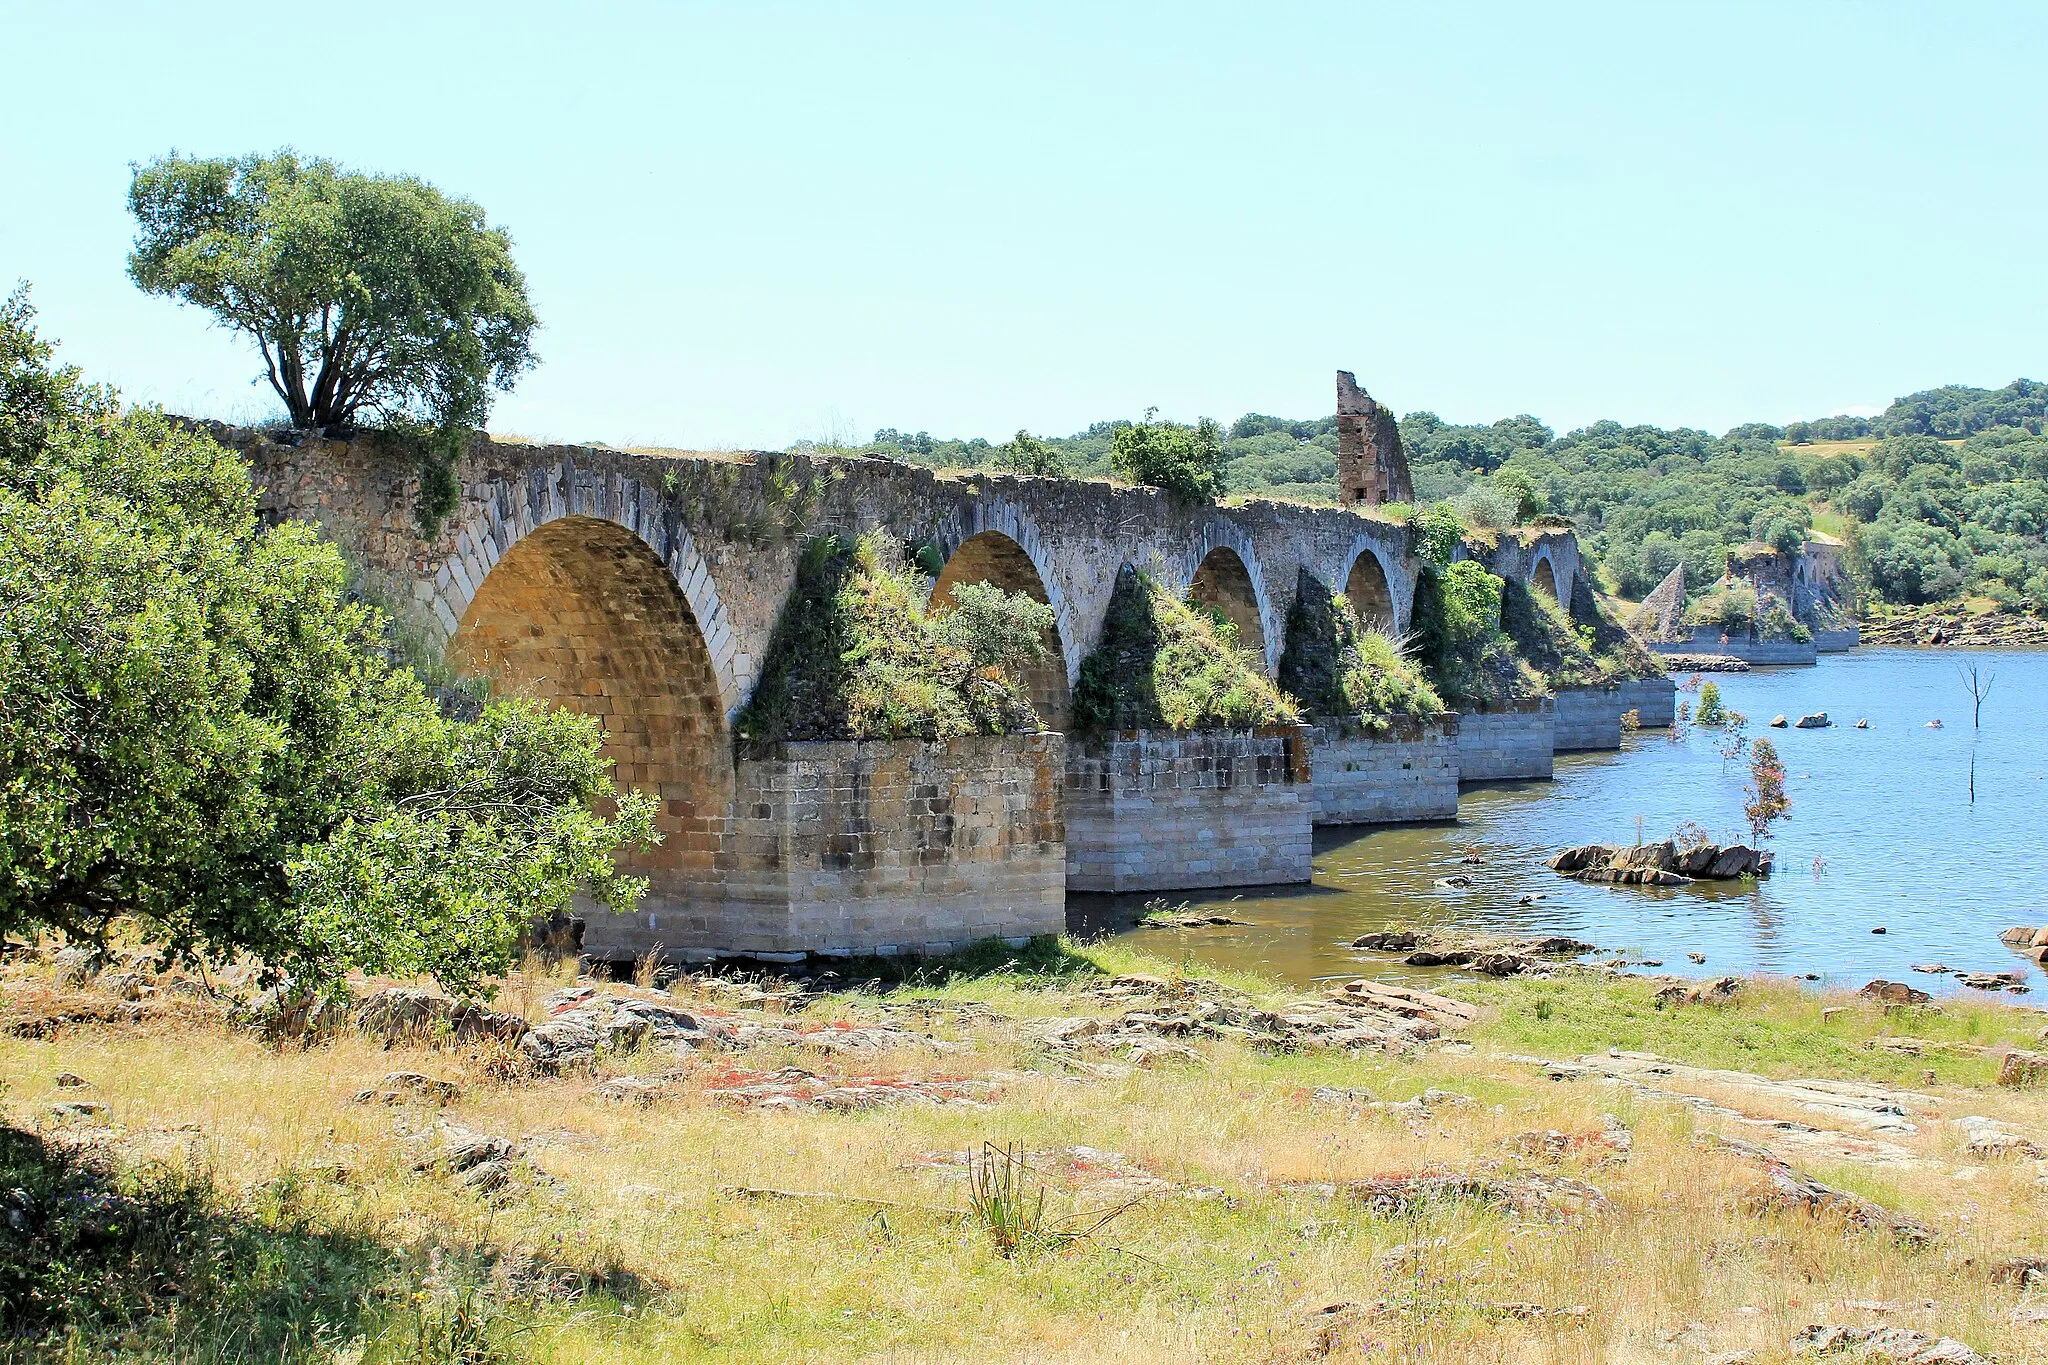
[{"left": 6, "top": 944, "right": 2048, "bottom": 1362}]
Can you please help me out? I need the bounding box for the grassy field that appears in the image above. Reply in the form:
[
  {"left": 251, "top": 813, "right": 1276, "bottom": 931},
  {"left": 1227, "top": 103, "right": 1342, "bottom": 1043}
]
[{"left": 6, "top": 939, "right": 2048, "bottom": 1363}]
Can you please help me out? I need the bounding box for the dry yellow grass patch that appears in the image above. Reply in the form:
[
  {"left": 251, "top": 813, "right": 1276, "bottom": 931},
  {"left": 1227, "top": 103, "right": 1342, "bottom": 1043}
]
[{"left": 6, "top": 948, "right": 2048, "bottom": 1362}]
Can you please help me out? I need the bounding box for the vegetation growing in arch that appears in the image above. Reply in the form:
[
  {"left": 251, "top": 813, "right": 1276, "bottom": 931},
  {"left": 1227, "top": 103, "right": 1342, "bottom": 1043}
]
[
  {"left": 736, "top": 532, "right": 1056, "bottom": 742},
  {"left": 1071, "top": 567, "right": 1300, "bottom": 733},
  {"left": 1277, "top": 570, "right": 1441, "bottom": 732},
  {"left": 1406, "top": 560, "right": 1544, "bottom": 708}
]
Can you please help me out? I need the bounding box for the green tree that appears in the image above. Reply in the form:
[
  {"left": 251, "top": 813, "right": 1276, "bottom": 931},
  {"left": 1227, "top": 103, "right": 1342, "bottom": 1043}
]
[
  {"left": 1110, "top": 409, "right": 1226, "bottom": 501},
  {"left": 126, "top": 150, "right": 538, "bottom": 529},
  {"left": 0, "top": 289, "right": 646, "bottom": 993},
  {"left": 996, "top": 429, "right": 1067, "bottom": 477}
]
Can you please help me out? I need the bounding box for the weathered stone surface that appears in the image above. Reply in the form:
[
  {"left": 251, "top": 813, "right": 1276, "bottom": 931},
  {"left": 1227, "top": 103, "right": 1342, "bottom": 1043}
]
[
  {"left": 1713, "top": 1136, "right": 1935, "bottom": 1246},
  {"left": 1789, "top": 1324, "right": 1982, "bottom": 1363},
  {"left": 1307, "top": 715, "right": 1458, "bottom": 825},
  {"left": 1065, "top": 728, "right": 1311, "bottom": 893},
  {"left": 1997, "top": 1049, "right": 2048, "bottom": 1087},
  {"left": 1859, "top": 980, "right": 1932, "bottom": 1006},
  {"left": 1795, "top": 711, "right": 1831, "bottom": 728},
  {"left": 1550, "top": 841, "right": 1766, "bottom": 884}
]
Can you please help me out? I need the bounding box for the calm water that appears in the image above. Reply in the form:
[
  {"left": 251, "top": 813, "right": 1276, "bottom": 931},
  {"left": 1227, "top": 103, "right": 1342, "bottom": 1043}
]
[{"left": 1084, "top": 648, "right": 2048, "bottom": 992}]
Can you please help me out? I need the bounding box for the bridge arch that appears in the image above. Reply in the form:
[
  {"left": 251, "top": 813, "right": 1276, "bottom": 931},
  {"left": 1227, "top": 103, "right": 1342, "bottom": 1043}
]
[
  {"left": 1342, "top": 541, "right": 1402, "bottom": 634},
  {"left": 929, "top": 527, "right": 1072, "bottom": 729},
  {"left": 1183, "top": 521, "right": 1279, "bottom": 673},
  {"left": 1529, "top": 545, "right": 1561, "bottom": 603},
  {"left": 932, "top": 498, "right": 1081, "bottom": 690},
  {"left": 449, "top": 511, "right": 735, "bottom": 928}
]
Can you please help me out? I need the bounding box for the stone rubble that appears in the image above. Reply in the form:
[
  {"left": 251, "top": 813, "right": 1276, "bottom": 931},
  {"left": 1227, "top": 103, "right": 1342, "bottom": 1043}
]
[
  {"left": 1790, "top": 1323, "right": 1984, "bottom": 1363},
  {"left": 1710, "top": 1135, "right": 1936, "bottom": 1247}
]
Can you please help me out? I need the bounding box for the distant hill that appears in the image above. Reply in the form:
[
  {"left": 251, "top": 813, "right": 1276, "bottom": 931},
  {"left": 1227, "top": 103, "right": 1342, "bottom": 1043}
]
[{"left": 822, "top": 379, "right": 2048, "bottom": 615}]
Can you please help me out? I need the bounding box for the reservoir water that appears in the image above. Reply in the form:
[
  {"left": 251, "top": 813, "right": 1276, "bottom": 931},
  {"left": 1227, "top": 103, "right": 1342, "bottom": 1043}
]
[{"left": 1085, "top": 648, "right": 2048, "bottom": 993}]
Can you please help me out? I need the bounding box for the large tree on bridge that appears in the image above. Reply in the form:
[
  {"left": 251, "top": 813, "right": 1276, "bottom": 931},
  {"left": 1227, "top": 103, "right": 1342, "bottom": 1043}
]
[{"left": 126, "top": 150, "right": 538, "bottom": 528}]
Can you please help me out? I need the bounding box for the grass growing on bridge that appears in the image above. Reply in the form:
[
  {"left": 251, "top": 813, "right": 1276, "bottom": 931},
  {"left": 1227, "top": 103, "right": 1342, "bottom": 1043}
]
[
  {"left": 1070, "top": 566, "right": 1300, "bottom": 733},
  {"left": 1276, "top": 569, "right": 1443, "bottom": 731}
]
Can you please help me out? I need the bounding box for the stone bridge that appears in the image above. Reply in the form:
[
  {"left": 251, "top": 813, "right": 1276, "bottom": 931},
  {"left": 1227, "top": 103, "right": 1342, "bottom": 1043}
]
[{"left": 232, "top": 424, "right": 1582, "bottom": 960}]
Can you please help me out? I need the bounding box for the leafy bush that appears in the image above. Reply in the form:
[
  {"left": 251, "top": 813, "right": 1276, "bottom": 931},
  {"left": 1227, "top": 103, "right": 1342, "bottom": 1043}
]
[
  {"left": 736, "top": 532, "right": 1054, "bottom": 742},
  {"left": 1407, "top": 561, "right": 1544, "bottom": 707},
  {"left": 1454, "top": 481, "right": 1521, "bottom": 530},
  {"left": 1410, "top": 502, "right": 1463, "bottom": 567},
  {"left": 1277, "top": 570, "right": 1442, "bottom": 731},
  {"left": 1755, "top": 596, "right": 1812, "bottom": 642},
  {"left": 1568, "top": 573, "right": 1664, "bottom": 680},
  {"left": 0, "top": 289, "right": 647, "bottom": 993},
  {"left": 1071, "top": 567, "right": 1300, "bottom": 732},
  {"left": 1109, "top": 409, "right": 1227, "bottom": 501}
]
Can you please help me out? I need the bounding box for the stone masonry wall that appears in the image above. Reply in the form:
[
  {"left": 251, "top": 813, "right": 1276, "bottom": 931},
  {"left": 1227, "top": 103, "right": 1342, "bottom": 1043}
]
[
  {"left": 1307, "top": 715, "right": 1460, "bottom": 825},
  {"left": 1552, "top": 685, "right": 1623, "bottom": 753},
  {"left": 1065, "top": 728, "right": 1313, "bottom": 893},
  {"left": 1455, "top": 700, "right": 1556, "bottom": 783},
  {"left": 1813, "top": 626, "right": 1861, "bottom": 653},
  {"left": 1651, "top": 629, "right": 1817, "bottom": 666},
  {"left": 580, "top": 733, "right": 1066, "bottom": 961},
  {"left": 1616, "top": 677, "right": 1678, "bottom": 729}
]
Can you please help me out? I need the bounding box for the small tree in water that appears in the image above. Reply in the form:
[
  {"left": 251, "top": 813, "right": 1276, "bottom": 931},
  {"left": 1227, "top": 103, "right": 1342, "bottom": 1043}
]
[
  {"left": 1744, "top": 737, "right": 1791, "bottom": 844},
  {"left": 1695, "top": 681, "right": 1727, "bottom": 727}
]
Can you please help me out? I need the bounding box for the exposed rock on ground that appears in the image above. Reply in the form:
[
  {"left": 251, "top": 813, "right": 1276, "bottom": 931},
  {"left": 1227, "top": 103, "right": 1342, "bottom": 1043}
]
[
  {"left": 704, "top": 1065, "right": 994, "bottom": 1112},
  {"left": 1349, "top": 930, "right": 1597, "bottom": 976},
  {"left": 1709, "top": 1135, "right": 1936, "bottom": 1247},
  {"left": 1288, "top": 1172, "right": 1609, "bottom": 1219},
  {"left": 1790, "top": 1322, "right": 1984, "bottom": 1362},
  {"left": 1550, "top": 840, "right": 1770, "bottom": 885},
  {"left": 1861, "top": 980, "right": 1933, "bottom": 1007}
]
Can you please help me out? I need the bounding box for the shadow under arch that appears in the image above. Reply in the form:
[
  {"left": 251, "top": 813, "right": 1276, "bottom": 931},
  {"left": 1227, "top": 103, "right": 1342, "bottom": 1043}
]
[
  {"left": 1188, "top": 544, "right": 1269, "bottom": 664},
  {"left": 930, "top": 529, "right": 1071, "bottom": 728},
  {"left": 1531, "top": 554, "right": 1560, "bottom": 602},
  {"left": 449, "top": 515, "right": 733, "bottom": 937},
  {"left": 1344, "top": 547, "right": 1398, "bottom": 632}
]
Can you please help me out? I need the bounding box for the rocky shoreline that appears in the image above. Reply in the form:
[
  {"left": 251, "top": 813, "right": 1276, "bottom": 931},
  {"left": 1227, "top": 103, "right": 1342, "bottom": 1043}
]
[{"left": 1861, "top": 608, "right": 2048, "bottom": 649}]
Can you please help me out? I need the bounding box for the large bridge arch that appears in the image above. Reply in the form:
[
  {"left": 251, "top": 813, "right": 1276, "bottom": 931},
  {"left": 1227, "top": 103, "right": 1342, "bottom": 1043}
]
[
  {"left": 1529, "top": 544, "right": 1562, "bottom": 604},
  {"left": 1183, "top": 521, "right": 1280, "bottom": 674},
  {"left": 426, "top": 459, "right": 751, "bottom": 721},
  {"left": 449, "top": 512, "right": 735, "bottom": 935}
]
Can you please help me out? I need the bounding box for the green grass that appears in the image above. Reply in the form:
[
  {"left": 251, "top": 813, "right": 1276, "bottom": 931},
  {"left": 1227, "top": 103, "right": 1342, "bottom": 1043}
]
[{"left": 1456, "top": 972, "right": 2043, "bottom": 1087}]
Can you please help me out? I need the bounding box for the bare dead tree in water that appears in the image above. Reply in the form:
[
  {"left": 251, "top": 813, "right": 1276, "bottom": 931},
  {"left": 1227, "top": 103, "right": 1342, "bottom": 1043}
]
[
  {"left": 1958, "top": 661, "right": 1995, "bottom": 729},
  {"left": 1957, "top": 661, "right": 1993, "bottom": 804}
]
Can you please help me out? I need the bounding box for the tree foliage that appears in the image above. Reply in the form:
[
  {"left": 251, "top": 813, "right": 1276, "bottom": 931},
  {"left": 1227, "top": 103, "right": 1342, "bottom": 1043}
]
[
  {"left": 127, "top": 150, "right": 538, "bottom": 529},
  {"left": 1108, "top": 410, "right": 1228, "bottom": 501},
  {"left": 0, "top": 289, "right": 646, "bottom": 992}
]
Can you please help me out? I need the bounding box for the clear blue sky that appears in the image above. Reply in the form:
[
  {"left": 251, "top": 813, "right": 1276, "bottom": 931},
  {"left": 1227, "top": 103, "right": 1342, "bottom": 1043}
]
[{"left": 6, "top": 2, "right": 2044, "bottom": 449}]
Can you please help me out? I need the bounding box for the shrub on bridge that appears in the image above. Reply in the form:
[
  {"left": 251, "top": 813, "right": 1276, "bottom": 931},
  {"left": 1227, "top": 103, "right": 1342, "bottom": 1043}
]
[
  {"left": 1071, "top": 566, "right": 1300, "bottom": 732},
  {"left": 0, "top": 289, "right": 652, "bottom": 994},
  {"left": 737, "top": 532, "right": 1055, "bottom": 742},
  {"left": 1407, "top": 560, "right": 1545, "bottom": 708},
  {"left": 1498, "top": 575, "right": 1609, "bottom": 690},
  {"left": 1276, "top": 570, "right": 1441, "bottom": 732},
  {"left": 1567, "top": 572, "right": 1665, "bottom": 681}
]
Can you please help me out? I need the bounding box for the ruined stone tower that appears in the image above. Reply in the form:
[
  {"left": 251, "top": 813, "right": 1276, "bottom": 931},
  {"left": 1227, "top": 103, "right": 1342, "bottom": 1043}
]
[{"left": 1335, "top": 371, "right": 1412, "bottom": 507}]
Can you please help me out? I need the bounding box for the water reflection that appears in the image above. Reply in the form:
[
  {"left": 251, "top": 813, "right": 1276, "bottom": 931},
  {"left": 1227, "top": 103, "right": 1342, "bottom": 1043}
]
[{"left": 1076, "top": 649, "right": 2048, "bottom": 993}]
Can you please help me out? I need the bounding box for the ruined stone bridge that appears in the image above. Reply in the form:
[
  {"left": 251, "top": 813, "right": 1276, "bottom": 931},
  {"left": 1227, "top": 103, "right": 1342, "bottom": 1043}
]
[{"left": 229, "top": 412, "right": 1589, "bottom": 963}]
